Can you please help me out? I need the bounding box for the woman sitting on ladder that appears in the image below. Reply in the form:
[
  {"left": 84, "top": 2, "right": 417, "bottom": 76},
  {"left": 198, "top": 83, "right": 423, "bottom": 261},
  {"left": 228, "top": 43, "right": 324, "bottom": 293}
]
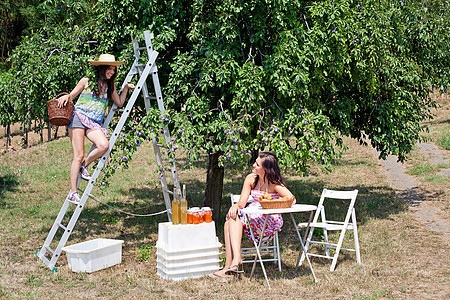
[
  {"left": 57, "top": 54, "right": 135, "bottom": 204},
  {"left": 210, "top": 152, "right": 294, "bottom": 279}
]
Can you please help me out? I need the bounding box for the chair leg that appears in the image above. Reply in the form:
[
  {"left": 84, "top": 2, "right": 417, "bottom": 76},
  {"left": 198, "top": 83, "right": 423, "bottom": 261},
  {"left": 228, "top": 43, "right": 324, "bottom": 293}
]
[
  {"left": 275, "top": 231, "right": 281, "bottom": 272},
  {"left": 323, "top": 228, "right": 330, "bottom": 257},
  {"left": 352, "top": 209, "right": 361, "bottom": 264},
  {"left": 330, "top": 227, "right": 347, "bottom": 271}
]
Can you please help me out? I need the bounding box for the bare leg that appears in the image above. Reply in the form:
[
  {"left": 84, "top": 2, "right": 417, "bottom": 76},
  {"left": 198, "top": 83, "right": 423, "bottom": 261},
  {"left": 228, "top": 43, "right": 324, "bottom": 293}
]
[
  {"left": 83, "top": 129, "right": 109, "bottom": 167},
  {"left": 228, "top": 217, "right": 244, "bottom": 267},
  {"left": 68, "top": 128, "right": 86, "bottom": 193},
  {"left": 212, "top": 217, "right": 243, "bottom": 278}
]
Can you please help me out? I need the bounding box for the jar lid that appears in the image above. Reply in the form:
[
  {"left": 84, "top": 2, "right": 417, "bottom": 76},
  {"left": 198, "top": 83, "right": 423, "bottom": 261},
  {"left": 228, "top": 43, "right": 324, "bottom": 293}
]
[
  {"left": 191, "top": 207, "right": 200, "bottom": 212},
  {"left": 201, "top": 207, "right": 211, "bottom": 211}
]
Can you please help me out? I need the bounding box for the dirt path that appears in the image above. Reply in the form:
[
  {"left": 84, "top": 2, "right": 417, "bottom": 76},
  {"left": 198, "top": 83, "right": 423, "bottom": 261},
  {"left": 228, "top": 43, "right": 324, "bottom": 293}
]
[{"left": 375, "top": 143, "right": 449, "bottom": 241}]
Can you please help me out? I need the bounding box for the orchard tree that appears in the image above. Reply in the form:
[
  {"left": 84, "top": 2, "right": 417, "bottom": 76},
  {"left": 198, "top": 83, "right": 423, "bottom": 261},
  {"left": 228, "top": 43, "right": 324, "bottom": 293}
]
[
  {"left": 150, "top": 0, "right": 448, "bottom": 220},
  {"left": 3, "top": 0, "right": 449, "bottom": 221}
]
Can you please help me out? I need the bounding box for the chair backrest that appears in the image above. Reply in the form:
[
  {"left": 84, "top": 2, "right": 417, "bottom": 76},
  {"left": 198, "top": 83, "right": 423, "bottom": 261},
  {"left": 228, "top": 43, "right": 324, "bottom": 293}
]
[
  {"left": 314, "top": 188, "right": 358, "bottom": 224},
  {"left": 230, "top": 194, "right": 240, "bottom": 205}
]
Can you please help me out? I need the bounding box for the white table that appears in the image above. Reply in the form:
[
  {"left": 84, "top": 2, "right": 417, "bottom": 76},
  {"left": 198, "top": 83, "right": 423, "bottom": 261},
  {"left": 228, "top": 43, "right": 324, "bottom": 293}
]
[{"left": 242, "top": 204, "right": 318, "bottom": 289}]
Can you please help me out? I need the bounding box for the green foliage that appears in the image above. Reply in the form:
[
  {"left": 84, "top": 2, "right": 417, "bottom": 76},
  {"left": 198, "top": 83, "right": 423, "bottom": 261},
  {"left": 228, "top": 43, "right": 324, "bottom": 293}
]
[
  {"left": 2, "top": 25, "right": 95, "bottom": 129},
  {"left": 1, "top": 0, "right": 449, "bottom": 180},
  {"left": 136, "top": 244, "right": 154, "bottom": 261}
]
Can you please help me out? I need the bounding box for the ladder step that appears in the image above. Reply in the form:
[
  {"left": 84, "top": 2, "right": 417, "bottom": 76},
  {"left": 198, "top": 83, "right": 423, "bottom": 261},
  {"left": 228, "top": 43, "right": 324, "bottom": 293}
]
[
  {"left": 40, "top": 253, "right": 51, "bottom": 265},
  {"left": 113, "top": 108, "right": 125, "bottom": 112},
  {"left": 44, "top": 245, "right": 55, "bottom": 256},
  {"left": 156, "top": 143, "right": 166, "bottom": 148},
  {"left": 57, "top": 223, "right": 68, "bottom": 231},
  {"left": 146, "top": 96, "right": 157, "bottom": 100},
  {"left": 135, "top": 64, "right": 147, "bottom": 68},
  {"left": 137, "top": 46, "right": 148, "bottom": 50},
  {"left": 162, "top": 188, "right": 174, "bottom": 195}
]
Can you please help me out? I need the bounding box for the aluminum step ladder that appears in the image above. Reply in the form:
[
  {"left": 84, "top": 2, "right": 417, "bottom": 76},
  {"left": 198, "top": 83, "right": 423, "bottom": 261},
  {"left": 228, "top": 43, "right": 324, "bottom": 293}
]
[{"left": 36, "top": 31, "right": 180, "bottom": 272}]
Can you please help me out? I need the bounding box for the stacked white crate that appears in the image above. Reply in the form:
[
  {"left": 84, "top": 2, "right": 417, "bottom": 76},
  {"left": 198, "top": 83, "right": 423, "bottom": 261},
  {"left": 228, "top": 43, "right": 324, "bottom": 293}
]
[{"left": 156, "top": 221, "right": 222, "bottom": 281}]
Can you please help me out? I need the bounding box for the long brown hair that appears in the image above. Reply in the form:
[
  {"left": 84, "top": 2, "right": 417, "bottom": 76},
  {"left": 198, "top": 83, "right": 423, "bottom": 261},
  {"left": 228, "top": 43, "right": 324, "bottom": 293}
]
[
  {"left": 253, "top": 152, "right": 285, "bottom": 188},
  {"left": 94, "top": 65, "right": 116, "bottom": 100}
]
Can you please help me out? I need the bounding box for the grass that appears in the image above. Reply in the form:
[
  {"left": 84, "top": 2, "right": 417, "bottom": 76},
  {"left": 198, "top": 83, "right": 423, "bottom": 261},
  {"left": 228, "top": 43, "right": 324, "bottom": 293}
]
[
  {"left": 0, "top": 95, "right": 448, "bottom": 299},
  {"left": 0, "top": 136, "right": 448, "bottom": 299}
]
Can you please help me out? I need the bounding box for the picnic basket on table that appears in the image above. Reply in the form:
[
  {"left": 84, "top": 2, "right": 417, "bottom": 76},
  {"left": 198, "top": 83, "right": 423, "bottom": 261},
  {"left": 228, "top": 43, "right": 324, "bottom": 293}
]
[
  {"left": 47, "top": 92, "right": 74, "bottom": 126},
  {"left": 258, "top": 195, "right": 296, "bottom": 209}
]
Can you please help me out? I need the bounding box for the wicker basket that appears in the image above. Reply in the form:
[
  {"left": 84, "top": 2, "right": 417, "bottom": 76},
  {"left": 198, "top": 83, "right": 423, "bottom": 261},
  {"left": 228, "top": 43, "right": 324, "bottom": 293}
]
[
  {"left": 259, "top": 196, "right": 295, "bottom": 209},
  {"left": 47, "top": 92, "right": 74, "bottom": 126}
]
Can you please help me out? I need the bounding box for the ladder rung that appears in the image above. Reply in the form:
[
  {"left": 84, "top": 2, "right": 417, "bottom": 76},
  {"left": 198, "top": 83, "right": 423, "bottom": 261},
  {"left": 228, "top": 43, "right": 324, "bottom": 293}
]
[
  {"left": 146, "top": 96, "right": 157, "bottom": 100},
  {"left": 137, "top": 46, "right": 148, "bottom": 50},
  {"left": 44, "top": 245, "right": 55, "bottom": 256},
  {"left": 113, "top": 108, "right": 124, "bottom": 112},
  {"left": 58, "top": 223, "right": 68, "bottom": 231},
  {"left": 135, "top": 64, "right": 146, "bottom": 68},
  {"left": 162, "top": 188, "right": 174, "bottom": 195},
  {"left": 40, "top": 253, "right": 51, "bottom": 265},
  {"left": 156, "top": 143, "right": 166, "bottom": 148}
]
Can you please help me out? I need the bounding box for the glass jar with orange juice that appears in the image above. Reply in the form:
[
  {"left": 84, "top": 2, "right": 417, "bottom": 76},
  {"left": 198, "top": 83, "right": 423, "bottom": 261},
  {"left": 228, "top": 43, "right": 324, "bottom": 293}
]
[
  {"left": 202, "top": 207, "right": 212, "bottom": 223},
  {"left": 187, "top": 209, "right": 193, "bottom": 224},
  {"left": 191, "top": 207, "right": 200, "bottom": 224}
]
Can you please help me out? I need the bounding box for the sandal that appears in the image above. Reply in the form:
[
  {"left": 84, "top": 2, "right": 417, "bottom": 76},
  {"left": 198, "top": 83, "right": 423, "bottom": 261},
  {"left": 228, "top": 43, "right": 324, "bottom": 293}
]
[
  {"left": 225, "top": 264, "right": 244, "bottom": 275},
  {"left": 208, "top": 271, "right": 232, "bottom": 280}
]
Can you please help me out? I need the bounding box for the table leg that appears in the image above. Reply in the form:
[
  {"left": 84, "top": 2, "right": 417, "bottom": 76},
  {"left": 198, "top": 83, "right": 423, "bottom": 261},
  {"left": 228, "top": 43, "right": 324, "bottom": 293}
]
[
  {"left": 289, "top": 213, "right": 317, "bottom": 282},
  {"left": 295, "top": 210, "right": 313, "bottom": 272},
  {"left": 247, "top": 213, "right": 271, "bottom": 289}
]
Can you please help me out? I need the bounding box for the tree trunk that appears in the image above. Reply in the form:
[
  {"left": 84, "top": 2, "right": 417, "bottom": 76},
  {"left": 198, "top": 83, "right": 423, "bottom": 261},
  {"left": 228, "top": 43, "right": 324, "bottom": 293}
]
[
  {"left": 48, "top": 122, "right": 52, "bottom": 141},
  {"left": 204, "top": 151, "right": 224, "bottom": 224},
  {"left": 250, "top": 149, "right": 259, "bottom": 165},
  {"left": 6, "top": 123, "right": 11, "bottom": 149},
  {"left": 39, "top": 120, "right": 43, "bottom": 143},
  {"left": 53, "top": 126, "right": 59, "bottom": 140},
  {"left": 24, "top": 126, "right": 28, "bottom": 148}
]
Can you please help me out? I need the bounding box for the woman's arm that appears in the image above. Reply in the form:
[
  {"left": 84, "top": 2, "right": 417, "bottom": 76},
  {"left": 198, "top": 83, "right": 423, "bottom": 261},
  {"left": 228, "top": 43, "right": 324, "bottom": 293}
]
[
  {"left": 228, "top": 173, "right": 255, "bottom": 220},
  {"left": 111, "top": 83, "right": 135, "bottom": 108},
  {"left": 274, "top": 184, "right": 295, "bottom": 203},
  {"left": 57, "top": 77, "right": 89, "bottom": 107}
]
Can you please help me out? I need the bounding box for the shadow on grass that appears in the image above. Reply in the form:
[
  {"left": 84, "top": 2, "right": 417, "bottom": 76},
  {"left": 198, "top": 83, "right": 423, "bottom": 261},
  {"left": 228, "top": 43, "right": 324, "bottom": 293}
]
[
  {"left": 34, "top": 165, "right": 404, "bottom": 275},
  {"left": 0, "top": 174, "right": 20, "bottom": 207}
]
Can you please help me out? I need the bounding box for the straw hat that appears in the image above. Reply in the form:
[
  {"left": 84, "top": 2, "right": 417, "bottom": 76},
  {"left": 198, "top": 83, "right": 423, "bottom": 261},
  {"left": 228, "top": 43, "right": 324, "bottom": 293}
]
[{"left": 88, "top": 54, "right": 124, "bottom": 66}]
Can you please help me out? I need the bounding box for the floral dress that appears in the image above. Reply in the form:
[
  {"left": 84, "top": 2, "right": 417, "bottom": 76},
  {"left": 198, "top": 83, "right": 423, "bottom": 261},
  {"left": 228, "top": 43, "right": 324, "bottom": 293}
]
[{"left": 227, "top": 189, "right": 284, "bottom": 245}]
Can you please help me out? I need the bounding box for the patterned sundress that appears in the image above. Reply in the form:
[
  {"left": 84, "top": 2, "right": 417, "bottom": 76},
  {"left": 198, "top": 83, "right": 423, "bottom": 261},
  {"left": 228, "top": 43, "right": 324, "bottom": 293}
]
[
  {"left": 71, "top": 85, "right": 109, "bottom": 137},
  {"left": 227, "top": 189, "right": 284, "bottom": 245}
]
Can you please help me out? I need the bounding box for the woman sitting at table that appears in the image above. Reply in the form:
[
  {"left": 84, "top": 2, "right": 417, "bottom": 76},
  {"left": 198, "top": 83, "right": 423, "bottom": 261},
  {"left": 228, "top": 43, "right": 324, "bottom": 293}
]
[{"left": 209, "top": 152, "right": 294, "bottom": 279}]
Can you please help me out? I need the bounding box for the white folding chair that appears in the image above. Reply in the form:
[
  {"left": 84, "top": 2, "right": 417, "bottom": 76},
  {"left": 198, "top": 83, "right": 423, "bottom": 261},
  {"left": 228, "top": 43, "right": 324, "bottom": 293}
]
[
  {"left": 297, "top": 189, "right": 360, "bottom": 271},
  {"left": 231, "top": 194, "right": 282, "bottom": 272}
]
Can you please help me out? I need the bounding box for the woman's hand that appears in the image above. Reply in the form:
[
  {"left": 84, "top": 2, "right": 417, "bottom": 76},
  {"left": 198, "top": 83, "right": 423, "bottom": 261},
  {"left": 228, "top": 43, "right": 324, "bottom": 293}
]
[
  {"left": 57, "top": 95, "right": 70, "bottom": 108},
  {"left": 126, "top": 83, "right": 135, "bottom": 90},
  {"left": 228, "top": 203, "right": 240, "bottom": 220}
]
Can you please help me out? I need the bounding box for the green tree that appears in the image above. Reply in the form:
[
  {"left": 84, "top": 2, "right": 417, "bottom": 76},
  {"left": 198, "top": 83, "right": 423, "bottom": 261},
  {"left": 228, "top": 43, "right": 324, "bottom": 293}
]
[{"left": 2, "top": 0, "right": 449, "bottom": 221}]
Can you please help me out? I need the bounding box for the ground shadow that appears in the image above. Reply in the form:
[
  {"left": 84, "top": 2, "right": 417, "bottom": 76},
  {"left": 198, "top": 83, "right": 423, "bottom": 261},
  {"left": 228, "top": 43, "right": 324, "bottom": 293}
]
[{"left": 0, "top": 174, "right": 20, "bottom": 207}]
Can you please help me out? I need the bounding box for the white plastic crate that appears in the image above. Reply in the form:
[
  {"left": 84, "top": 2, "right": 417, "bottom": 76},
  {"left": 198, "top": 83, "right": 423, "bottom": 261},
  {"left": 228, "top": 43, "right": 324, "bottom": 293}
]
[
  {"left": 156, "top": 241, "right": 222, "bottom": 259},
  {"left": 157, "top": 260, "right": 220, "bottom": 274},
  {"left": 157, "top": 221, "right": 218, "bottom": 252},
  {"left": 157, "top": 253, "right": 221, "bottom": 268},
  {"left": 62, "top": 238, "right": 124, "bottom": 273},
  {"left": 157, "top": 267, "right": 215, "bottom": 281}
]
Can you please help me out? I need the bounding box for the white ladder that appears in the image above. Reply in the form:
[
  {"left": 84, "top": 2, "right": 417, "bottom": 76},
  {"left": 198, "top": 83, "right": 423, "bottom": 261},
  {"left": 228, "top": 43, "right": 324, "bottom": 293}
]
[{"left": 36, "top": 31, "right": 180, "bottom": 272}]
